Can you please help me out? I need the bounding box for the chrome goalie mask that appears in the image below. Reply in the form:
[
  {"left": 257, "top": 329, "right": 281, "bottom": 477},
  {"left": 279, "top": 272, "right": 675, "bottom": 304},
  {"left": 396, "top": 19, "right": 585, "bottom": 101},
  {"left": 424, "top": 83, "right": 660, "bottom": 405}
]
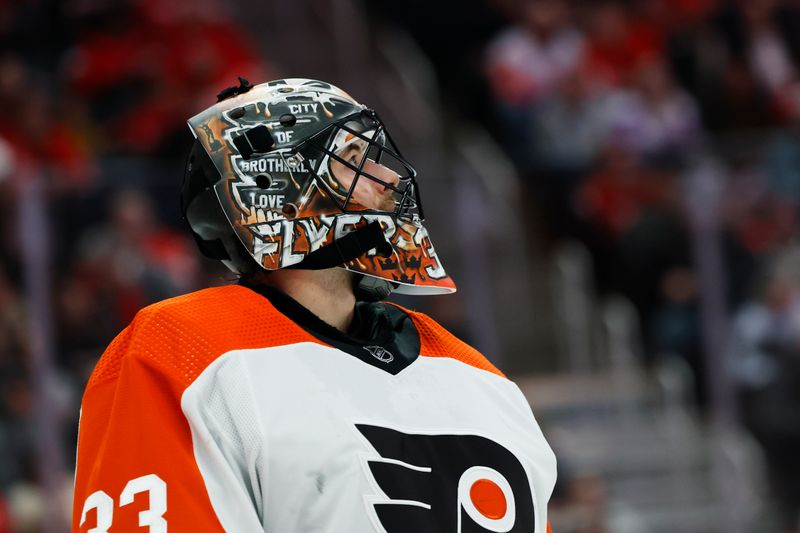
[{"left": 182, "top": 78, "right": 455, "bottom": 296}]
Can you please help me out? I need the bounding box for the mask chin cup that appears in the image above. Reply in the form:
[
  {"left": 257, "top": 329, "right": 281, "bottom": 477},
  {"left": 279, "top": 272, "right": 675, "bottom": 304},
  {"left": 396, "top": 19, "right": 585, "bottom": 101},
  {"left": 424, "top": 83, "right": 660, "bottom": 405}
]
[{"left": 354, "top": 275, "right": 396, "bottom": 302}]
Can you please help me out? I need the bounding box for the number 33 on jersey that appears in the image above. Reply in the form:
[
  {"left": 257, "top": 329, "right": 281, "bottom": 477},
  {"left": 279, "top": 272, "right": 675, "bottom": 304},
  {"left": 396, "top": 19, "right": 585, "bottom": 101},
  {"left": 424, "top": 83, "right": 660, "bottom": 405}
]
[{"left": 79, "top": 474, "right": 166, "bottom": 532}]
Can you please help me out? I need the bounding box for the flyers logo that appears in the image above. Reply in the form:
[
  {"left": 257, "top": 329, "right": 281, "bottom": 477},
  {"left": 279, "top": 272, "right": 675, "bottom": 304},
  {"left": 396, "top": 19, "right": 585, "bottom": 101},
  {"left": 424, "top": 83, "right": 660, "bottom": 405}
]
[{"left": 356, "top": 424, "right": 535, "bottom": 532}]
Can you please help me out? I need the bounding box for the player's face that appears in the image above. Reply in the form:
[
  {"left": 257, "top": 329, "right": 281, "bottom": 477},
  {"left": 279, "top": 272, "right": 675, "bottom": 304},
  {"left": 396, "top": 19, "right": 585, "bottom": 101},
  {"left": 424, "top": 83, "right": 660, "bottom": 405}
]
[{"left": 329, "top": 139, "right": 400, "bottom": 211}]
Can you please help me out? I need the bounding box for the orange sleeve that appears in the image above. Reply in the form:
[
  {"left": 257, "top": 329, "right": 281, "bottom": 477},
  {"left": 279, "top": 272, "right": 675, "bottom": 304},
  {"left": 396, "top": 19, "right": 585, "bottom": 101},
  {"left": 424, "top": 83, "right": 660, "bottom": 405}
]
[
  {"left": 73, "top": 286, "right": 320, "bottom": 532},
  {"left": 73, "top": 321, "right": 226, "bottom": 532},
  {"left": 548, "top": 520, "right": 554, "bottom": 533}
]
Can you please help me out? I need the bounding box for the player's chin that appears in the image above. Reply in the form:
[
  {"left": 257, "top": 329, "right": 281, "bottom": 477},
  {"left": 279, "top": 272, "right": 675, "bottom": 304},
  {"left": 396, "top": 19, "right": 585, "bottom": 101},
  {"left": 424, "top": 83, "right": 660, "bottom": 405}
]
[
  {"left": 351, "top": 192, "right": 395, "bottom": 212},
  {"left": 378, "top": 195, "right": 398, "bottom": 212}
]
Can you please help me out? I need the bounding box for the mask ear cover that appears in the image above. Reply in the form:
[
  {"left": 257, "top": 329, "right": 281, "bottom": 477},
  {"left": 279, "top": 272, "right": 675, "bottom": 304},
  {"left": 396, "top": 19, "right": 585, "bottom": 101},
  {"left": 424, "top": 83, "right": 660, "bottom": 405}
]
[{"left": 182, "top": 139, "right": 257, "bottom": 274}]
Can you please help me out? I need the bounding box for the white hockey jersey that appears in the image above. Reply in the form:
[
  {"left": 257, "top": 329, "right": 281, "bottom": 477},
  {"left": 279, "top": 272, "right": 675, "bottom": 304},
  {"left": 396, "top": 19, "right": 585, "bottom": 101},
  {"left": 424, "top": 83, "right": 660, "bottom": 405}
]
[{"left": 73, "top": 284, "right": 556, "bottom": 532}]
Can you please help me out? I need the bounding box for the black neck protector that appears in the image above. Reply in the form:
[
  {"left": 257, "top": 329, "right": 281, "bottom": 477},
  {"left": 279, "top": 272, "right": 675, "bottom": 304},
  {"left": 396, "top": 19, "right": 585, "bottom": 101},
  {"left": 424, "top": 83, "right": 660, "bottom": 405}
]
[{"left": 239, "top": 281, "right": 420, "bottom": 375}]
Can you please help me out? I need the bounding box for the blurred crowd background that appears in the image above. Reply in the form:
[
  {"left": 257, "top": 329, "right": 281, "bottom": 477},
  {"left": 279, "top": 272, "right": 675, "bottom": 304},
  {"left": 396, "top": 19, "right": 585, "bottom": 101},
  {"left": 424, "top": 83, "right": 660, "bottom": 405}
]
[{"left": 2, "top": 0, "right": 800, "bottom": 531}]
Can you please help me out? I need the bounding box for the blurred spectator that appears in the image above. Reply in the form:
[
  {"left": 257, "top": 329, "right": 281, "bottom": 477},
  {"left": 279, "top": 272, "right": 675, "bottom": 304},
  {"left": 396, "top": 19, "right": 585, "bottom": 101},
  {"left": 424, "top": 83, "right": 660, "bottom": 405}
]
[
  {"left": 484, "top": 0, "right": 584, "bottom": 166},
  {"left": 715, "top": 0, "right": 800, "bottom": 103},
  {"left": 719, "top": 151, "right": 798, "bottom": 308},
  {"left": 0, "top": 56, "right": 93, "bottom": 190},
  {"left": 580, "top": 0, "right": 664, "bottom": 90},
  {"left": 729, "top": 196, "right": 796, "bottom": 258},
  {"left": 667, "top": 0, "right": 725, "bottom": 101},
  {"left": 574, "top": 146, "right": 690, "bottom": 323},
  {"left": 690, "top": 0, "right": 800, "bottom": 130},
  {"left": 0, "top": 268, "right": 28, "bottom": 376},
  {"left": 63, "top": 0, "right": 270, "bottom": 156},
  {"left": 603, "top": 59, "right": 701, "bottom": 157},
  {"left": 614, "top": 177, "right": 689, "bottom": 322},
  {"left": 70, "top": 188, "right": 198, "bottom": 326},
  {"left": 574, "top": 145, "right": 649, "bottom": 240},
  {"left": 708, "top": 59, "right": 777, "bottom": 131},
  {"left": 532, "top": 68, "right": 608, "bottom": 175},
  {"left": 531, "top": 56, "right": 700, "bottom": 174},
  {"left": 0, "top": 270, "right": 34, "bottom": 493},
  {"left": 765, "top": 125, "right": 800, "bottom": 202},
  {"left": 649, "top": 266, "right": 704, "bottom": 404},
  {"left": 485, "top": 0, "right": 583, "bottom": 107},
  {"left": 730, "top": 248, "right": 800, "bottom": 531},
  {"left": 0, "top": 372, "right": 34, "bottom": 492},
  {"left": 56, "top": 187, "right": 199, "bottom": 382},
  {"left": 0, "top": 1, "right": 278, "bottom": 530}
]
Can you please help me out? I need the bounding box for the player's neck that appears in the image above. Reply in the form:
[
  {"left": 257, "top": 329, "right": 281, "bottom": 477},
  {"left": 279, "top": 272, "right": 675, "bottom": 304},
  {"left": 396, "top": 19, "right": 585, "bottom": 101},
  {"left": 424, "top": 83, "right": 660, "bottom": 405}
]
[{"left": 256, "top": 268, "right": 356, "bottom": 332}]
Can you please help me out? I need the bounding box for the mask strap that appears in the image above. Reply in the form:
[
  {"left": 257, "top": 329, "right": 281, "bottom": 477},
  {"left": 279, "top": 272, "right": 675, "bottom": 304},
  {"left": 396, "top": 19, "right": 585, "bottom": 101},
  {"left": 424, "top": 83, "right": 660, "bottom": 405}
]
[{"left": 288, "top": 221, "right": 392, "bottom": 270}]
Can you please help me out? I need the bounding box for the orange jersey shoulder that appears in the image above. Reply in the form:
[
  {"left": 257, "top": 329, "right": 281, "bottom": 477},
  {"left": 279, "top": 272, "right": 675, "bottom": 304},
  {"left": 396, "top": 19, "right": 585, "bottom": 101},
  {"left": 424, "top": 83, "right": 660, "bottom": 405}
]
[
  {"left": 390, "top": 303, "right": 506, "bottom": 378},
  {"left": 86, "top": 284, "right": 321, "bottom": 393},
  {"left": 75, "top": 285, "right": 320, "bottom": 532}
]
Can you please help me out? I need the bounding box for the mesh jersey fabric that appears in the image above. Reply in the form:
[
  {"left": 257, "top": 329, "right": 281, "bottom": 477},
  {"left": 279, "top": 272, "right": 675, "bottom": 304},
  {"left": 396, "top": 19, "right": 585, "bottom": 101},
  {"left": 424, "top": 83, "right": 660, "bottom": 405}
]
[
  {"left": 392, "top": 302, "right": 506, "bottom": 378},
  {"left": 87, "top": 284, "right": 503, "bottom": 392},
  {"left": 74, "top": 284, "right": 514, "bottom": 532}
]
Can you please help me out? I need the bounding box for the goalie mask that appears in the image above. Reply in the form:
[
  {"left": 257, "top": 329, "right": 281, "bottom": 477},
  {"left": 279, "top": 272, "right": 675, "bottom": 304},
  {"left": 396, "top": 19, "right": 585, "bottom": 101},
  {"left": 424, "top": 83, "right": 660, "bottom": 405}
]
[{"left": 183, "top": 78, "right": 455, "bottom": 296}]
